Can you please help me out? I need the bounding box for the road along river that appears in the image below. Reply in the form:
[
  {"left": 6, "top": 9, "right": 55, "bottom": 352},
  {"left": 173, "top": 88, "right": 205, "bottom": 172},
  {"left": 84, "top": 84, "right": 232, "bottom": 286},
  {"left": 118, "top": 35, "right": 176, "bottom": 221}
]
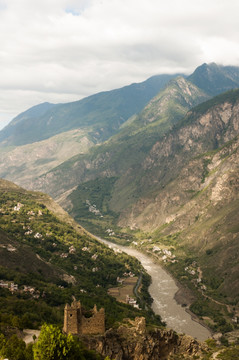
[{"left": 98, "top": 238, "right": 211, "bottom": 341}]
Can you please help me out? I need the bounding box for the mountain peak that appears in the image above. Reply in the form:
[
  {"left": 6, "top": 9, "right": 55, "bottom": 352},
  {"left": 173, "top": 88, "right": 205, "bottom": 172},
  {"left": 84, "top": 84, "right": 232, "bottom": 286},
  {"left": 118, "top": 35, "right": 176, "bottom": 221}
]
[{"left": 188, "top": 62, "right": 239, "bottom": 95}]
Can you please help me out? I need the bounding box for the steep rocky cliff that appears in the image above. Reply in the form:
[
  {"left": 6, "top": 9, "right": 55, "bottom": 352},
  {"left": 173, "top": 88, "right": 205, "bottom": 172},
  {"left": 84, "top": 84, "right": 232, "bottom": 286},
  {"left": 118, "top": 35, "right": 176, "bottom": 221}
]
[
  {"left": 83, "top": 317, "right": 208, "bottom": 360},
  {"left": 116, "top": 91, "right": 239, "bottom": 302},
  {"left": 118, "top": 91, "right": 239, "bottom": 230}
]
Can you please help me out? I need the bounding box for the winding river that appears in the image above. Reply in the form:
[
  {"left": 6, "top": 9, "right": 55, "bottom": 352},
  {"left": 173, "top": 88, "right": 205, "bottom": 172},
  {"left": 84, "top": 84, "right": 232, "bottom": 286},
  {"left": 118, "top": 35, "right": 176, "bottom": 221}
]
[{"left": 99, "top": 238, "right": 211, "bottom": 341}]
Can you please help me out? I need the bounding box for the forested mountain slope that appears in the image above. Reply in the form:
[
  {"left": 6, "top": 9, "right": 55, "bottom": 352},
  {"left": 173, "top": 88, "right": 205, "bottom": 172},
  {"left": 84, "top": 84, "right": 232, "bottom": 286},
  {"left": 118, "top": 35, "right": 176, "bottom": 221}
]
[{"left": 0, "top": 178, "right": 159, "bottom": 333}]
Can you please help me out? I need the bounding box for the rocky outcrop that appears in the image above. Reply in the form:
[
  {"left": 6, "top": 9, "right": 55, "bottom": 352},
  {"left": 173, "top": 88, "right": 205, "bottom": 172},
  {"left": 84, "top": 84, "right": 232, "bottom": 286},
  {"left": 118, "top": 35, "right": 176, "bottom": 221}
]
[{"left": 82, "top": 317, "right": 208, "bottom": 360}]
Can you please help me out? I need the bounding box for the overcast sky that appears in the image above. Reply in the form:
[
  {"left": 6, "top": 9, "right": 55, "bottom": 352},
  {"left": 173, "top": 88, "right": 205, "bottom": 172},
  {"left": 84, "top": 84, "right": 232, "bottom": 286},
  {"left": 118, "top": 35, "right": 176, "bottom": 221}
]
[{"left": 0, "top": 0, "right": 239, "bottom": 129}]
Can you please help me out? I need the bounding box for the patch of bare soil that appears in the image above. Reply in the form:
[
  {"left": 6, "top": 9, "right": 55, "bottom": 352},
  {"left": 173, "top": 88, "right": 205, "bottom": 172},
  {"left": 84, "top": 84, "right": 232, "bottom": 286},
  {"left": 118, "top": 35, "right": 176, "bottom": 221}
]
[{"left": 22, "top": 329, "right": 40, "bottom": 344}]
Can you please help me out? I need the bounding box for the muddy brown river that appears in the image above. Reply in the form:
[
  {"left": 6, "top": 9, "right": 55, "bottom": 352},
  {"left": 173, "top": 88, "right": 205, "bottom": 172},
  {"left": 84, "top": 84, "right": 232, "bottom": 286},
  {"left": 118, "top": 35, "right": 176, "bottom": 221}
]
[{"left": 98, "top": 238, "right": 211, "bottom": 341}]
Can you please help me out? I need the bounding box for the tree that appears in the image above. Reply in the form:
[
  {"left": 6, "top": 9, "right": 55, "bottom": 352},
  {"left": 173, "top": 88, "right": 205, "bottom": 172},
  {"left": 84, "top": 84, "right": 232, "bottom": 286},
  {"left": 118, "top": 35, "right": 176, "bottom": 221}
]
[
  {"left": 33, "top": 324, "right": 100, "bottom": 360},
  {"left": 0, "top": 334, "right": 28, "bottom": 360},
  {"left": 33, "top": 324, "right": 76, "bottom": 360}
]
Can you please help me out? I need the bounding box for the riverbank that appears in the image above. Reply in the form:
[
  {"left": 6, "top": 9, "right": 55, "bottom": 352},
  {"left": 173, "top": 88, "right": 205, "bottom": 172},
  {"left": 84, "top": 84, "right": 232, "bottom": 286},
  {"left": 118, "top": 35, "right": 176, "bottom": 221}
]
[
  {"left": 137, "top": 248, "right": 214, "bottom": 337},
  {"left": 126, "top": 245, "right": 215, "bottom": 337},
  {"left": 96, "top": 236, "right": 211, "bottom": 340},
  {"left": 174, "top": 282, "right": 213, "bottom": 336}
]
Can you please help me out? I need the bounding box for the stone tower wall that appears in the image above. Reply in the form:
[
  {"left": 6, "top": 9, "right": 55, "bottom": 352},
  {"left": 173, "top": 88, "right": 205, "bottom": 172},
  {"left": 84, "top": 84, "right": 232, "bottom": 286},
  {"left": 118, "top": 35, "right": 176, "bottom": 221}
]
[
  {"left": 63, "top": 301, "right": 105, "bottom": 335},
  {"left": 80, "top": 309, "right": 105, "bottom": 335},
  {"left": 63, "top": 304, "right": 79, "bottom": 335}
]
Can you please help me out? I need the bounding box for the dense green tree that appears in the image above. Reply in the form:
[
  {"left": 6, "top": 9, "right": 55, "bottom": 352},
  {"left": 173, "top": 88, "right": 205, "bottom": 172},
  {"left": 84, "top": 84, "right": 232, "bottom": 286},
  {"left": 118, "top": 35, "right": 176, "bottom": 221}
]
[
  {"left": 33, "top": 324, "right": 100, "bottom": 360},
  {"left": 33, "top": 324, "right": 75, "bottom": 360},
  {"left": 0, "top": 334, "right": 30, "bottom": 360}
]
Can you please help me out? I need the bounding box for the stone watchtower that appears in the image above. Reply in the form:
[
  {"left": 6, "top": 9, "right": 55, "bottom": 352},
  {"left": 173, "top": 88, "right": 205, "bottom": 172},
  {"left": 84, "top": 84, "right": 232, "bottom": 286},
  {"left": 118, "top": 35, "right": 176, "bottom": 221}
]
[{"left": 63, "top": 299, "right": 105, "bottom": 335}]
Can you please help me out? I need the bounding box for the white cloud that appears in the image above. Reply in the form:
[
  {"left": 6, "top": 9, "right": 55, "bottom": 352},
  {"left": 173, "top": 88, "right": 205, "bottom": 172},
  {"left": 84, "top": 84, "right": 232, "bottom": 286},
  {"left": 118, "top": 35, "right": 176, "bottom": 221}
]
[{"left": 0, "top": 0, "right": 239, "bottom": 128}]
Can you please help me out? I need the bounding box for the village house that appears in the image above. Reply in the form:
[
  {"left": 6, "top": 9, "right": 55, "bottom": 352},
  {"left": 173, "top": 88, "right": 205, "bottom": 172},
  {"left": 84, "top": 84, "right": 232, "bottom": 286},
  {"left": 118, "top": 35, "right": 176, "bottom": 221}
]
[
  {"left": 23, "top": 285, "right": 35, "bottom": 294},
  {"left": 0, "top": 281, "right": 9, "bottom": 289},
  {"left": 123, "top": 271, "right": 135, "bottom": 277},
  {"left": 13, "top": 203, "right": 23, "bottom": 211},
  {"left": 25, "top": 229, "right": 33, "bottom": 235},
  {"left": 69, "top": 245, "right": 76, "bottom": 254},
  {"left": 34, "top": 232, "right": 42, "bottom": 239},
  {"left": 105, "top": 229, "right": 115, "bottom": 236},
  {"left": 153, "top": 246, "right": 161, "bottom": 252},
  {"left": 126, "top": 295, "right": 139, "bottom": 309},
  {"left": 60, "top": 253, "right": 68, "bottom": 258},
  {"left": 6, "top": 244, "right": 17, "bottom": 252},
  {"left": 10, "top": 283, "right": 18, "bottom": 292},
  {"left": 117, "top": 276, "right": 124, "bottom": 284},
  {"left": 82, "top": 247, "right": 89, "bottom": 252},
  {"left": 91, "top": 253, "right": 98, "bottom": 260}
]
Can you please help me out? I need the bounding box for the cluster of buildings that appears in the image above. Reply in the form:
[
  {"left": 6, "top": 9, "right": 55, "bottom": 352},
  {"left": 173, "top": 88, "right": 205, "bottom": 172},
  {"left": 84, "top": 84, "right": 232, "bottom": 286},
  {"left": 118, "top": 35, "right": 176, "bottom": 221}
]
[
  {"left": 0, "top": 281, "right": 41, "bottom": 298},
  {"left": 13, "top": 203, "right": 24, "bottom": 211},
  {"left": 184, "top": 263, "right": 207, "bottom": 291},
  {"left": 105, "top": 228, "right": 115, "bottom": 236},
  {"left": 150, "top": 245, "right": 177, "bottom": 263},
  {"left": 57, "top": 245, "right": 79, "bottom": 259},
  {"left": 23, "top": 226, "right": 43, "bottom": 239},
  {"left": 13, "top": 203, "right": 43, "bottom": 217},
  {"left": 122, "top": 271, "right": 135, "bottom": 277},
  {"left": 58, "top": 244, "right": 100, "bottom": 273},
  {"left": 55, "top": 246, "right": 76, "bottom": 259},
  {"left": 125, "top": 294, "right": 140, "bottom": 309},
  {"left": 0, "top": 281, "right": 18, "bottom": 292},
  {"left": 86, "top": 200, "right": 103, "bottom": 217},
  {"left": 23, "top": 285, "right": 41, "bottom": 298}
]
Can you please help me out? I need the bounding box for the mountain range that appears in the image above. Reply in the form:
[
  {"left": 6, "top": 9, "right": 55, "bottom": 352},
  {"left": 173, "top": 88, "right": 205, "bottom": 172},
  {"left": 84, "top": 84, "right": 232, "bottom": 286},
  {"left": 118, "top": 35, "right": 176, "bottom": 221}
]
[
  {"left": 1, "top": 62, "right": 239, "bottom": 344},
  {"left": 0, "top": 73, "right": 177, "bottom": 147}
]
